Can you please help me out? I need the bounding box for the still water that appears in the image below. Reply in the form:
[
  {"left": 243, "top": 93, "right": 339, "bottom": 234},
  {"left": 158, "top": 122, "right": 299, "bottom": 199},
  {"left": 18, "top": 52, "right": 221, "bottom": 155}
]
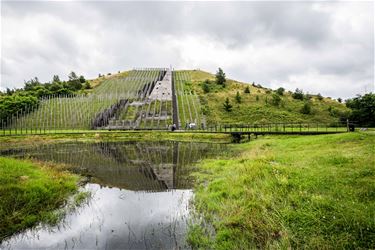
[{"left": 0, "top": 141, "right": 226, "bottom": 249}]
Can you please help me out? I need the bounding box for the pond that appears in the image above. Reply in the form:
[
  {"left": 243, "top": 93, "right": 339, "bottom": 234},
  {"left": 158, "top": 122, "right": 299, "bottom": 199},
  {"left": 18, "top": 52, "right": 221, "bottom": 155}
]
[{"left": 0, "top": 141, "right": 226, "bottom": 249}]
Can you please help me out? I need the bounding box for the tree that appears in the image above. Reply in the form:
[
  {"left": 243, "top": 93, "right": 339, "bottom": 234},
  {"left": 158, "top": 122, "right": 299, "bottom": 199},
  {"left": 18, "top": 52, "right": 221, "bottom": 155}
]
[
  {"left": 276, "top": 87, "right": 285, "bottom": 96},
  {"left": 202, "top": 79, "right": 210, "bottom": 93},
  {"left": 79, "top": 75, "right": 86, "bottom": 83},
  {"left": 271, "top": 93, "right": 281, "bottom": 106},
  {"left": 215, "top": 68, "right": 226, "bottom": 86},
  {"left": 67, "top": 72, "right": 82, "bottom": 91},
  {"left": 300, "top": 102, "right": 311, "bottom": 114},
  {"left": 292, "top": 88, "right": 304, "bottom": 100},
  {"left": 346, "top": 93, "right": 375, "bottom": 126},
  {"left": 52, "top": 75, "right": 61, "bottom": 84},
  {"left": 84, "top": 81, "right": 92, "bottom": 89},
  {"left": 244, "top": 86, "right": 250, "bottom": 94},
  {"left": 68, "top": 71, "right": 78, "bottom": 81},
  {"left": 317, "top": 93, "right": 323, "bottom": 101},
  {"left": 223, "top": 97, "right": 232, "bottom": 112},
  {"left": 235, "top": 91, "right": 242, "bottom": 103},
  {"left": 337, "top": 98, "right": 342, "bottom": 103},
  {"left": 24, "top": 77, "right": 41, "bottom": 91}
]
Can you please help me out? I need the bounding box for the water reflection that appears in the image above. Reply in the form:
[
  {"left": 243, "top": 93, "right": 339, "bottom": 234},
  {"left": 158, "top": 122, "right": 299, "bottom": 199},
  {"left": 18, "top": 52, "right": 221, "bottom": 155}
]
[{"left": 0, "top": 141, "right": 225, "bottom": 249}]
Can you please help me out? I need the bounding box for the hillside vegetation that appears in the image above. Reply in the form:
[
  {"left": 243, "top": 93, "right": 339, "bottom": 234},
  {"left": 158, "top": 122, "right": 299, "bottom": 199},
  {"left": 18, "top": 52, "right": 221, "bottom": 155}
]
[
  {"left": 1, "top": 68, "right": 359, "bottom": 131},
  {"left": 178, "top": 70, "right": 350, "bottom": 125}
]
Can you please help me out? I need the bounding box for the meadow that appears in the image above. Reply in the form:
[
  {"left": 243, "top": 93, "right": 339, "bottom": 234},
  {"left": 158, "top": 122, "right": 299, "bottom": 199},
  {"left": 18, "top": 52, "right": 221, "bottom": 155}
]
[{"left": 188, "top": 132, "right": 375, "bottom": 249}]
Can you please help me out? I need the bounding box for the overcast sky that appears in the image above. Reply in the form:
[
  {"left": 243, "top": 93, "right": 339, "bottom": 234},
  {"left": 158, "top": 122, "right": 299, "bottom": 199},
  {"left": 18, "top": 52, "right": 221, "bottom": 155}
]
[{"left": 1, "top": 1, "right": 374, "bottom": 99}]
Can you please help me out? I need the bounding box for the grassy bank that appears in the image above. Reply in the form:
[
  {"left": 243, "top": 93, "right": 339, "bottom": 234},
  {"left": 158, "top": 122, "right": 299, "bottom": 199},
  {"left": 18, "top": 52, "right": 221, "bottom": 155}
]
[
  {"left": 0, "top": 131, "right": 230, "bottom": 150},
  {"left": 188, "top": 132, "right": 375, "bottom": 249},
  {"left": 0, "top": 157, "right": 80, "bottom": 241}
]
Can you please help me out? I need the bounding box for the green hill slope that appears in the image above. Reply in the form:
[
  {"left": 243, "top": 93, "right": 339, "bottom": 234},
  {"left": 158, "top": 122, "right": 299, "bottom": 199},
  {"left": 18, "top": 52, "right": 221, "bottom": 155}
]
[
  {"left": 5, "top": 68, "right": 350, "bottom": 132},
  {"left": 177, "top": 70, "right": 350, "bottom": 125}
]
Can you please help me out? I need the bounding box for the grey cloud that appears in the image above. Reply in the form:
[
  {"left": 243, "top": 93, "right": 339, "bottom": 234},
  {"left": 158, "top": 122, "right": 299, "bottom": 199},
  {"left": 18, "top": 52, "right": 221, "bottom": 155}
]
[{"left": 1, "top": 1, "right": 373, "bottom": 98}]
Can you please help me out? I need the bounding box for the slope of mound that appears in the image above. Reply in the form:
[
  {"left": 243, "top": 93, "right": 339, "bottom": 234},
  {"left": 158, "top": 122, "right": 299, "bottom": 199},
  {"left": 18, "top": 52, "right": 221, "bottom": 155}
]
[{"left": 178, "top": 70, "right": 350, "bottom": 125}]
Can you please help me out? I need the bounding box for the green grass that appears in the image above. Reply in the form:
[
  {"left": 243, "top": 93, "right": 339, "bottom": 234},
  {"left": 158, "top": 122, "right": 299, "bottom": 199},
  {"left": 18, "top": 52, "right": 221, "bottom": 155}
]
[
  {"left": 0, "top": 157, "right": 80, "bottom": 240},
  {"left": 179, "top": 70, "right": 350, "bottom": 125},
  {"left": 188, "top": 132, "right": 375, "bottom": 249},
  {"left": 0, "top": 131, "right": 231, "bottom": 151}
]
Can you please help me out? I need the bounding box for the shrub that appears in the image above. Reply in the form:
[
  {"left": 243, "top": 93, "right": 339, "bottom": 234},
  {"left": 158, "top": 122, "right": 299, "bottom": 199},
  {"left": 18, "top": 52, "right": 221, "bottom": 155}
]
[
  {"left": 300, "top": 102, "right": 311, "bottom": 114},
  {"left": 84, "top": 82, "right": 92, "bottom": 89},
  {"left": 235, "top": 91, "right": 242, "bottom": 104},
  {"left": 276, "top": 87, "right": 285, "bottom": 95},
  {"left": 304, "top": 94, "right": 312, "bottom": 101},
  {"left": 271, "top": 93, "right": 281, "bottom": 106},
  {"left": 292, "top": 88, "right": 304, "bottom": 100},
  {"left": 244, "top": 86, "right": 250, "bottom": 94},
  {"left": 317, "top": 93, "right": 323, "bottom": 101},
  {"left": 202, "top": 80, "right": 210, "bottom": 93}
]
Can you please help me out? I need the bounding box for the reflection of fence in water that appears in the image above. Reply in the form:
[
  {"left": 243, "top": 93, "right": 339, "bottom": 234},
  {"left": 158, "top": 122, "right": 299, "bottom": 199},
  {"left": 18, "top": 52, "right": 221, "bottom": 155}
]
[{"left": 0, "top": 141, "right": 226, "bottom": 191}]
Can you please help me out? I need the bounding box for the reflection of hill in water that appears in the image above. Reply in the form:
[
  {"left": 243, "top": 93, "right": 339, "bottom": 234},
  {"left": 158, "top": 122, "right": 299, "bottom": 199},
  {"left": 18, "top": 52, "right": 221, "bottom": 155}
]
[{"left": 1, "top": 141, "right": 225, "bottom": 191}]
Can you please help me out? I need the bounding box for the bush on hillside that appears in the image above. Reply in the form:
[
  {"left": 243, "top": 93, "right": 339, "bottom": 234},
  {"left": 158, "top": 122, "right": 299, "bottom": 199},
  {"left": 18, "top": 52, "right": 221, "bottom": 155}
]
[
  {"left": 235, "top": 91, "right": 242, "bottom": 104},
  {"left": 244, "top": 86, "right": 250, "bottom": 94},
  {"left": 300, "top": 102, "right": 312, "bottom": 114},
  {"left": 276, "top": 87, "right": 285, "bottom": 95},
  {"left": 271, "top": 93, "right": 282, "bottom": 106},
  {"left": 202, "top": 80, "right": 211, "bottom": 93},
  {"left": 292, "top": 88, "right": 304, "bottom": 100}
]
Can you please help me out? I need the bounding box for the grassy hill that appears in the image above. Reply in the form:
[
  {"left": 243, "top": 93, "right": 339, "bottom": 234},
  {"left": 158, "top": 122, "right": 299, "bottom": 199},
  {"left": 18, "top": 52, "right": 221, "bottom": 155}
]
[
  {"left": 4, "top": 68, "right": 350, "bottom": 132},
  {"left": 177, "top": 70, "right": 350, "bottom": 125}
]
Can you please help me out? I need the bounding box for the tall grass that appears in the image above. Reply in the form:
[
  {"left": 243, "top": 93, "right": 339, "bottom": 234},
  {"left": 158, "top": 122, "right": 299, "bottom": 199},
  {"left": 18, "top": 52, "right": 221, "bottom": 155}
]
[
  {"left": 0, "top": 157, "right": 79, "bottom": 241},
  {"left": 188, "top": 132, "right": 375, "bottom": 249}
]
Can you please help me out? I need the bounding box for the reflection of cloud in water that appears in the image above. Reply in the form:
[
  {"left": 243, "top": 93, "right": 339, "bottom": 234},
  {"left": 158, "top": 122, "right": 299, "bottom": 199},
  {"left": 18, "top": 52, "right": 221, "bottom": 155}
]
[
  {"left": 2, "top": 184, "right": 193, "bottom": 249},
  {"left": 0, "top": 141, "right": 226, "bottom": 248}
]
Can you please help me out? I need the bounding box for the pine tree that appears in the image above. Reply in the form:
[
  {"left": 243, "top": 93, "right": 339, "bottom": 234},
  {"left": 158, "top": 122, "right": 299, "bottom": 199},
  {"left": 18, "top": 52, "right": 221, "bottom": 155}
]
[
  {"left": 215, "top": 68, "right": 226, "bottom": 87},
  {"left": 244, "top": 86, "right": 250, "bottom": 94},
  {"left": 223, "top": 97, "right": 232, "bottom": 112},
  {"left": 235, "top": 91, "right": 242, "bottom": 103}
]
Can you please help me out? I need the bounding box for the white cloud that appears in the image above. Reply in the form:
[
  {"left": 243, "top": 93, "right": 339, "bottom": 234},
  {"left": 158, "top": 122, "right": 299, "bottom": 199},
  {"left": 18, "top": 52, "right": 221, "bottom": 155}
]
[{"left": 1, "top": 1, "right": 373, "bottom": 98}]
